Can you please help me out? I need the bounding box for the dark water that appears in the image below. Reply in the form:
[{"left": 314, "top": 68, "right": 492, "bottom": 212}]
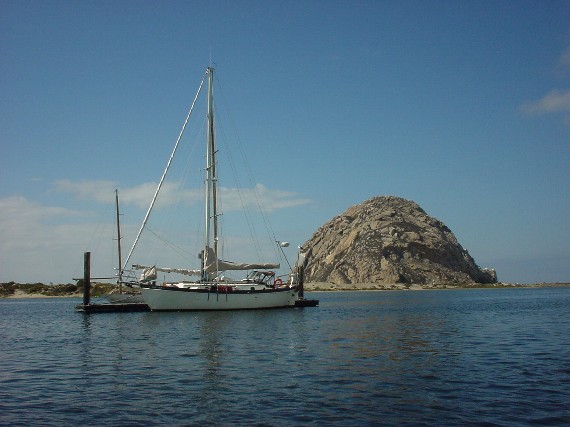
[{"left": 1, "top": 288, "right": 569, "bottom": 426}]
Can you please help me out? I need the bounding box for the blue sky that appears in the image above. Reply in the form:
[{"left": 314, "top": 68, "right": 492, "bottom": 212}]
[{"left": 1, "top": 0, "right": 569, "bottom": 284}]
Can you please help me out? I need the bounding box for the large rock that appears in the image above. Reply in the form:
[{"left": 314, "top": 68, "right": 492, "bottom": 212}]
[{"left": 302, "top": 196, "right": 497, "bottom": 285}]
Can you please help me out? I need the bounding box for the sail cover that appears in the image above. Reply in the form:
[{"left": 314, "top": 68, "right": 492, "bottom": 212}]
[
  {"left": 203, "top": 246, "right": 279, "bottom": 272},
  {"left": 139, "top": 266, "right": 157, "bottom": 282},
  {"left": 133, "top": 247, "right": 278, "bottom": 280},
  {"left": 134, "top": 264, "right": 201, "bottom": 279}
]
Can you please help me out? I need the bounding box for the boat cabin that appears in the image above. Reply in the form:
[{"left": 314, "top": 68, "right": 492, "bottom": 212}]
[{"left": 246, "top": 270, "right": 277, "bottom": 285}]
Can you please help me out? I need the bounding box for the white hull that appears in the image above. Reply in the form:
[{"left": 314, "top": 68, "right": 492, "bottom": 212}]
[{"left": 140, "top": 285, "right": 299, "bottom": 311}]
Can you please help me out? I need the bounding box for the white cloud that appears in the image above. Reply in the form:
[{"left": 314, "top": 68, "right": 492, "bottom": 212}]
[
  {"left": 0, "top": 196, "right": 87, "bottom": 235},
  {"left": 1, "top": 182, "right": 311, "bottom": 283},
  {"left": 519, "top": 47, "right": 570, "bottom": 124},
  {"left": 520, "top": 90, "right": 570, "bottom": 124},
  {"left": 52, "top": 179, "right": 202, "bottom": 209},
  {"left": 219, "top": 184, "right": 311, "bottom": 213},
  {"left": 0, "top": 196, "right": 111, "bottom": 283},
  {"left": 53, "top": 179, "right": 311, "bottom": 212},
  {"left": 519, "top": 89, "right": 570, "bottom": 116},
  {"left": 559, "top": 46, "right": 570, "bottom": 70},
  {"left": 118, "top": 181, "right": 202, "bottom": 210},
  {"left": 52, "top": 180, "right": 118, "bottom": 203}
]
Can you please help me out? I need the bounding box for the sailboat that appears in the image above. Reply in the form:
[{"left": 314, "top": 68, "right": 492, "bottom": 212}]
[
  {"left": 127, "top": 67, "right": 301, "bottom": 310},
  {"left": 104, "top": 189, "right": 145, "bottom": 304}
]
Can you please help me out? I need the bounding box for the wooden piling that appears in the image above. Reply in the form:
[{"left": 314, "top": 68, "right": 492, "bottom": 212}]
[
  {"left": 75, "top": 250, "right": 150, "bottom": 313},
  {"left": 83, "top": 251, "right": 91, "bottom": 306}
]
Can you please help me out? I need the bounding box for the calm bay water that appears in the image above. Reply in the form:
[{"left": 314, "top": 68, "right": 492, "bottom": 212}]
[{"left": 1, "top": 288, "right": 569, "bottom": 426}]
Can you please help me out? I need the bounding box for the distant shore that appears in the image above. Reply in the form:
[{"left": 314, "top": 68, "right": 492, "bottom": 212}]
[
  {"left": 4, "top": 289, "right": 84, "bottom": 299},
  {"left": 303, "top": 282, "right": 570, "bottom": 292},
  {"left": 0, "top": 282, "right": 114, "bottom": 299},
  {"left": 1, "top": 281, "right": 569, "bottom": 298}
]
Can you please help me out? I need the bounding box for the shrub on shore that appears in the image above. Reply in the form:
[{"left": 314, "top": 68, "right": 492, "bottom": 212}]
[{"left": 0, "top": 282, "right": 117, "bottom": 297}]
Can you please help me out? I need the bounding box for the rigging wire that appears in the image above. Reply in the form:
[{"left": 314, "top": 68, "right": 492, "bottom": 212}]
[
  {"left": 134, "top": 102, "right": 206, "bottom": 271},
  {"left": 145, "top": 227, "right": 194, "bottom": 259},
  {"left": 215, "top": 105, "right": 265, "bottom": 261},
  {"left": 123, "top": 71, "right": 207, "bottom": 271},
  {"left": 215, "top": 77, "right": 283, "bottom": 264},
  {"left": 215, "top": 119, "right": 263, "bottom": 260}
]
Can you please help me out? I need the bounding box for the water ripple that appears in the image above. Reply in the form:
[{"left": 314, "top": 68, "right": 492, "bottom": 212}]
[{"left": 1, "top": 289, "right": 569, "bottom": 425}]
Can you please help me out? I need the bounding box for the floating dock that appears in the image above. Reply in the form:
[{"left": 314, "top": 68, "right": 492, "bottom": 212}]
[
  {"left": 77, "top": 301, "right": 317, "bottom": 312},
  {"left": 295, "top": 298, "right": 319, "bottom": 307},
  {"left": 75, "top": 302, "right": 150, "bottom": 313},
  {"left": 75, "top": 251, "right": 150, "bottom": 313}
]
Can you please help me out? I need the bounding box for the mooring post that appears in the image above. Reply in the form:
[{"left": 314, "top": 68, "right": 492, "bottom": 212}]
[{"left": 83, "top": 251, "right": 91, "bottom": 306}]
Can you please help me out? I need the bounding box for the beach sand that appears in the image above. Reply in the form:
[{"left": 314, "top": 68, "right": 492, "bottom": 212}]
[{"left": 4, "top": 290, "right": 83, "bottom": 299}]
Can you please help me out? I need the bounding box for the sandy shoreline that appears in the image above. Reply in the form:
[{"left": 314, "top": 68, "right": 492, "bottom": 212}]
[{"left": 3, "top": 290, "right": 85, "bottom": 299}]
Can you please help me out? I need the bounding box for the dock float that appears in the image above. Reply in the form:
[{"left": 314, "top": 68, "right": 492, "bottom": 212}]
[
  {"left": 75, "top": 303, "right": 150, "bottom": 313},
  {"left": 295, "top": 299, "right": 319, "bottom": 307},
  {"left": 76, "top": 251, "right": 150, "bottom": 313}
]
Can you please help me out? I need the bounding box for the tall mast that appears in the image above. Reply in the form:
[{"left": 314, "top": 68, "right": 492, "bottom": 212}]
[
  {"left": 204, "top": 66, "right": 219, "bottom": 276},
  {"left": 211, "top": 88, "right": 219, "bottom": 260},
  {"left": 115, "top": 189, "right": 123, "bottom": 293}
]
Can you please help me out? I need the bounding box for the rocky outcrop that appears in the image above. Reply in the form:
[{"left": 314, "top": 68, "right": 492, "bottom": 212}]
[{"left": 302, "top": 196, "right": 497, "bottom": 285}]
